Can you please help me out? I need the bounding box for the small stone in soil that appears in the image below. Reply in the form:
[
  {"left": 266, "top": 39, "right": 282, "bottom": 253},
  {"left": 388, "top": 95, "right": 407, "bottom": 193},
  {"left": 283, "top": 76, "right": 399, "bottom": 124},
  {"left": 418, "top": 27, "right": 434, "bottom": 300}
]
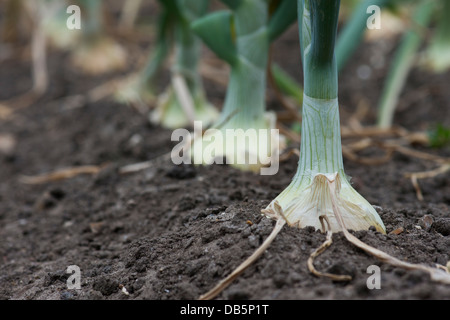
[
  {"left": 248, "top": 235, "right": 260, "bottom": 248},
  {"left": 418, "top": 215, "right": 434, "bottom": 231},
  {"left": 133, "top": 278, "right": 145, "bottom": 291}
]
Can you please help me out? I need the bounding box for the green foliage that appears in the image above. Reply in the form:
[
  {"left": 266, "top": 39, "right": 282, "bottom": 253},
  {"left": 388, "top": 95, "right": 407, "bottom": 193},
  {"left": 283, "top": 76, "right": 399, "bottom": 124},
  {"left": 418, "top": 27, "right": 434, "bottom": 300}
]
[
  {"left": 336, "top": 0, "right": 391, "bottom": 72},
  {"left": 268, "top": 0, "right": 297, "bottom": 42},
  {"left": 377, "top": 0, "right": 434, "bottom": 129},
  {"left": 191, "top": 11, "right": 237, "bottom": 65},
  {"left": 428, "top": 124, "right": 450, "bottom": 148}
]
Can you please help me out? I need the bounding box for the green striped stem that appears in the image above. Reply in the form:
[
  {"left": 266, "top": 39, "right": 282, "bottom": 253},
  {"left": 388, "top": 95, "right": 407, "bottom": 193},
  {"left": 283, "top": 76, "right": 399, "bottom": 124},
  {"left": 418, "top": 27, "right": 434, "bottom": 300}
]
[
  {"left": 291, "top": 96, "right": 344, "bottom": 186},
  {"left": 273, "top": 0, "right": 393, "bottom": 104}
]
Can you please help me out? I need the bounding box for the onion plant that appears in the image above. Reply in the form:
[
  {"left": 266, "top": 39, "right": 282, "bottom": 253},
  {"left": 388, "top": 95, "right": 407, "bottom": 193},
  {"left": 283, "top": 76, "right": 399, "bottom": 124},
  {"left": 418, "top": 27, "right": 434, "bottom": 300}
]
[
  {"left": 117, "top": 0, "right": 218, "bottom": 129},
  {"left": 115, "top": 0, "right": 173, "bottom": 108},
  {"left": 263, "top": 0, "right": 386, "bottom": 233},
  {"left": 150, "top": 0, "right": 218, "bottom": 129},
  {"left": 200, "top": 0, "right": 450, "bottom": 300},
  {"left": 69, "top": 0, "right": 127, "bottom": 75},
  {"left": 189, "top": 0, "right": 297, "bottom": 172}
]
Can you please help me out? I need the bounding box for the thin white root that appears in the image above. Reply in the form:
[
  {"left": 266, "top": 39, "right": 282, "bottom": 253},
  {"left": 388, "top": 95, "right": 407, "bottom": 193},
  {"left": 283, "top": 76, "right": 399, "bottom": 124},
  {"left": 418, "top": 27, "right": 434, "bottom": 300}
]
[
  {"left": 410, "top": 175, "right": 424, "bottom": 201},
  {"left": 199, "top": 218, "right": 286, "bottom": 300},
  {"left": 198, "top": 172, "right": 450, "bottom": 301},
  {"left": 405, "top": 164, "right": 450, "bottom": 180},
  {"left": 405, "top": 164, "right": 450, "bottom": 201},
  {"left": 307, "top": 216, "right": 352, "bottom": 282},
  {"left": 327, "top": 178, "right": 450, "bottom": 285}
]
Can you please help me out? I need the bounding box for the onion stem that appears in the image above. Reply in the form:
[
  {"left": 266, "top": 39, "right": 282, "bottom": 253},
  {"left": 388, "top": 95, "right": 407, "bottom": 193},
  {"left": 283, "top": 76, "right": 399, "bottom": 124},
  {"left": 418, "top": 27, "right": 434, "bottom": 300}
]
[
  {"left": 264, "top": 0, "right": 386, "bottom": 233},
  {"left": 190, "top": 0, "right": 297, "bottom": 172}
]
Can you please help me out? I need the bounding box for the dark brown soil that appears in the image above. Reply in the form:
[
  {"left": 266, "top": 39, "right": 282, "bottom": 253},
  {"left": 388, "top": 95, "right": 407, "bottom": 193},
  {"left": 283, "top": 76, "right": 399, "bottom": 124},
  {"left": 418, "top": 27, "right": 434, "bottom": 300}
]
[{"left": 1, "top": 4, "right": 450, "bottom": 301}]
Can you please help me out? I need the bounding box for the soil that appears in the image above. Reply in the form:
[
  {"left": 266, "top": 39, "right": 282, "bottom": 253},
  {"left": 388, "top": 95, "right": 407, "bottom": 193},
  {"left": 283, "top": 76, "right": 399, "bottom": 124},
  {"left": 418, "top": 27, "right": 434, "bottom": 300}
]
[{"left": 1, "top": 3, "right": 450, "bottom": 301}]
